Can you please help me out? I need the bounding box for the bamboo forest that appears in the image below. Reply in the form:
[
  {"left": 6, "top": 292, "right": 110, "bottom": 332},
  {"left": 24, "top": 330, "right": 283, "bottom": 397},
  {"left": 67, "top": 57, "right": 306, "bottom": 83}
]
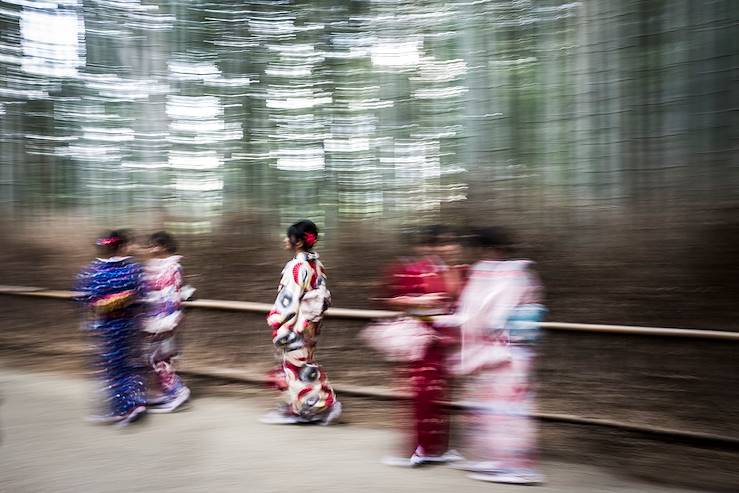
[{"left": 1, "top": 0, "right": 738, "bottom": 327}]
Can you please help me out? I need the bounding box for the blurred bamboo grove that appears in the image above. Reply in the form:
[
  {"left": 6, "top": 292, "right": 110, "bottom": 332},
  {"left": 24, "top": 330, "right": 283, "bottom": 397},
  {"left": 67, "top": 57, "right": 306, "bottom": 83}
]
[{"left": 1, "top": 1, "right": 738, "bottom": 326}]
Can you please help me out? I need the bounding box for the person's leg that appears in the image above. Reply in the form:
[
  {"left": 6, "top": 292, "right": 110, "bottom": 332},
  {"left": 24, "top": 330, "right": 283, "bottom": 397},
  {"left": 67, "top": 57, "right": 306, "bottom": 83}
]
[
  {"left": 106, "top": 320, "right": 145, "bottom": 413},
  {"left": 449, "top": 372, "right": 501, "bottom": 472},
  {"left": 293, "top": 323, "right": 339, "bottom": 419},
  {"left": 87, "top": 328, "right": 116, "bottom": 421},
  {"left": 262, "top": 324, "right": 341, "bottom": 425},
  {"left": 147, "top": 335, "right": 190, "bottom": 413},
  {"left": 468, "top": 347, "right": 543, "bottom": 484},
  {"left": 153, "top": 358, "right": 181, "bottom": 394},
  {"left": 259, "top": 357, "right": 304, "bottom": 424},
  {"left": 261, "top": 338, "right": 317, "bottom": 424},
  {"left": 413, "top": 340, "right": 449, "bottom": 457},
  {"left": 291, "top": 352, "right": 338, "bottom": 417},
  {"left": 383, "top": 340, "right": 452, "bottom": 466}
]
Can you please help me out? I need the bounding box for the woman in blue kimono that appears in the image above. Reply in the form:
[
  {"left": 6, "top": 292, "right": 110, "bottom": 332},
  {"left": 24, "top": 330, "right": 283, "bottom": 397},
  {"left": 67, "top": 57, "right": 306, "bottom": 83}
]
[{"left": 76, "top": 230, "right": 147, "bottom": 425}]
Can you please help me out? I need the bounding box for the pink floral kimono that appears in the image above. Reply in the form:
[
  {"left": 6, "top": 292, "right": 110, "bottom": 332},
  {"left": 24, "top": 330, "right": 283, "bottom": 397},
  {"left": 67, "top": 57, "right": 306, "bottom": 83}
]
[{"left": 452, "top": 259, "right": 545, "bottom": 475}]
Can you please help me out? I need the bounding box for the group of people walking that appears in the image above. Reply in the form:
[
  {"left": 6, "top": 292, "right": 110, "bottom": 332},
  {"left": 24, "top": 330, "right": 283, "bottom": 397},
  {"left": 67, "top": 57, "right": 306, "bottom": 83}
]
[
  {"left": 76, "top": 219, "right": 545, "bottom": 486},
  {"left": 365, "top": 225, "right": 546, "bottom": 485},
  {"left": 76, "top": 230, "right": 192, "bottom": 424}
]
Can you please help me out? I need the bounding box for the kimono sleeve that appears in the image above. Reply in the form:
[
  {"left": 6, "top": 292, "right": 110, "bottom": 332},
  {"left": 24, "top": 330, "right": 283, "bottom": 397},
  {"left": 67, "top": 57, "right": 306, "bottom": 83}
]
[
  {"left": 130, "top": 262, "right": 147, "bottom": 305},
  {"left": 378, "top": 260, "right": 423, "bottom": 299},
  {"left": 267, "top": 261, "right": 307, "bottom": 331},
  {"left": 172, "top": 264, "right": 185, "bottom": 305},
  {"left": 73, "top": 265, "right": 93, "bottom": 306},
  {"left": 522, "top": 267, "right": 544, "bottom": 305}
]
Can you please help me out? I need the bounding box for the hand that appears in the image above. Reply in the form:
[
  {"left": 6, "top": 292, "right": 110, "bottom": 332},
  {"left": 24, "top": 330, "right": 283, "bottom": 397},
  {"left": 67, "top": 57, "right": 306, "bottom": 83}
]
[
  {"left": 382, "top": 293, "right": 449, "bottom": 309},
  {"left": 418, "top": 293, "right": 449, "bottom": 306}
]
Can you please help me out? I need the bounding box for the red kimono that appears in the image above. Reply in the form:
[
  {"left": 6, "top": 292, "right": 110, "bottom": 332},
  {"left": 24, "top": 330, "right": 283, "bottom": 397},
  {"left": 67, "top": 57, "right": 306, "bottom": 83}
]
[{"left": 383, "top": 256, "right": 462, "bottom": 457}]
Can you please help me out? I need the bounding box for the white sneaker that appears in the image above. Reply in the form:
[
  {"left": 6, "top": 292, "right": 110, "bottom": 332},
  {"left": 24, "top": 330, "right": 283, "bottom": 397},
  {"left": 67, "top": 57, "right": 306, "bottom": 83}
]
[
  {"left": 260, "top": 407, "right": 309, "bottom": 425},
  {"left": 449, "top": 460, "right": 502, "bottom": 472},
  {"left": 413, "top": 455, "right": 448, "bottom": 465},
  {"left": 468, "top": 470, "right": 545, "bottom": 485},
  {"left": 439, "top": 449, "right": 465, "bottom": 463},
  {"left": 382, "top": 447, "right": 457, "bottom": 468},
  {"left": 381, "top": 455, "right": 419, "bottom": 468},
  {"left": 412, "top": 446, "right": 460, "bottom": 465},
  {"left": 148, "top": 386, "right": 190, "bottom": 414},
  {"left": 147, "top": 393, "right": 171, "bottom": 406},
  {"left": 116, "top": 405, "right": 147, "bottom": 427},
  {"left": 85, "top": 413, "right": 123, "bottom": 425},
  {"left": 319, "top": 401, "right": 342, "bottom": 426}
]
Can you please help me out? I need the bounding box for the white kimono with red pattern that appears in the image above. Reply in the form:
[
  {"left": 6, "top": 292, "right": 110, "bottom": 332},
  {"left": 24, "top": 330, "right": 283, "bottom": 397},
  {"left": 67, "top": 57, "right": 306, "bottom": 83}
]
[
  {"left": 452, "top": 260, "right": 545, "bottom": 473},
  {"left": 267, "top": 251, "right": 335, "bottom": 417},
  {"left": 142, "top": 255, "right": 186, "bottom": 396}
]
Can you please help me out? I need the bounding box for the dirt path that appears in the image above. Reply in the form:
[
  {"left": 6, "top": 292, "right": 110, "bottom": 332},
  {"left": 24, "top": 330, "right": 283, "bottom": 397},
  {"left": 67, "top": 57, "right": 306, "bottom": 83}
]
[{"left": 0, "top": 365, "right": 704, "bottom": 493}]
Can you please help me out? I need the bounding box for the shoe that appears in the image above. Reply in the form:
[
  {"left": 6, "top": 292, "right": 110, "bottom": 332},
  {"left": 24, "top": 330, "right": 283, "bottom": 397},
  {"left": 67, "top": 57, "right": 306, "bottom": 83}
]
[
  {"left": 411, "top": 454, "right": 445, "bottom": 465},
  {"left": 449, "top": 460, "right": 502, "bottom": 472},
  {"left": 382, "top": 446, "right": 456, "bottom": 468},
  {"left": 319, "top": 401, "right": 342, "bottom": 426},
  {"left": 381, "top": 455, "right": 419, "bottom": 468},
  {"left": 411, "top": 446, "right": 460, "bottom": 465},
  {"left": 439, "top": 449, "right": 465, "bottom": 463},
  {"left": 117, "top": 405, "right": 146, "bottom": 427},
  {"left": 147, "top": 393, "right": 171, "bottom": 406},
  {"left": 85, "top": 413, "right": 124, "bottom": 425},
  {"left": 260, "top": 406, "right": 311, "bottom": 425},
  {"left": 468, "top": 470, "right": 545, "bottom": 485},
  {"left": 148, "top": 386, "right": 190, "bottom": 414}
]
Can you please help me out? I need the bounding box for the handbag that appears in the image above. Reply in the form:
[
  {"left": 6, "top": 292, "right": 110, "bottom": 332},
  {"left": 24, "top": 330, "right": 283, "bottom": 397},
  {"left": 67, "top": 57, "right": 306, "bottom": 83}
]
[{"left": 360, "top": 316, "right": 436, "bottom": 362}]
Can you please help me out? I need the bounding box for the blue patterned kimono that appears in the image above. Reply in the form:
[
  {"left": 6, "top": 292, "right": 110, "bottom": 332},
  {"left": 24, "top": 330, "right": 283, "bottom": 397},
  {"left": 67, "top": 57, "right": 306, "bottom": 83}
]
[{"left": 76, "top": 257, "right": 146, "bottom": 417}]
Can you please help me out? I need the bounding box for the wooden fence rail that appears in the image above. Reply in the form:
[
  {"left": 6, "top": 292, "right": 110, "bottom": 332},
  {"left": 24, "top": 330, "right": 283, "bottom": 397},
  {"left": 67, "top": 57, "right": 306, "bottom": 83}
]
[
  {"left": 2, "top": 284, "right": 738, "bottom": 448},
  {"left": 2, "top": 285, "right": 738, "bottom": 340}
]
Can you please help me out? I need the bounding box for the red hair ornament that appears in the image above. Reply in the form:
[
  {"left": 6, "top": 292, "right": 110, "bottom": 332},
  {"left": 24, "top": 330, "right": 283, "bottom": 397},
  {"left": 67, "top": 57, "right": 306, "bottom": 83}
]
[
  {"left": 304, "top": 232, "right": 317, "bottom": 248},
  {"left": 96, "top": 236, "right": 121, "bottom": 247}
]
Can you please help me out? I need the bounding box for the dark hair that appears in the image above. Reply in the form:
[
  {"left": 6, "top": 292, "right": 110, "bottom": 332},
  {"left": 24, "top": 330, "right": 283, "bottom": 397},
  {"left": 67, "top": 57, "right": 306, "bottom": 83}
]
[
  {"left": 149, "top": 231, "right": 178, "bottom": 254},
  {"left": 414, "top": 224, "right": 457, "bottom": 246},
  {"left": 287, "top": 219, "right": 319, "bottom": 250},
  {"left": 468, "top": 226, "right": 514, "bottom": 251},
  {"left": 95, "top": 229, "right": 131, "bottom": 256}
]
